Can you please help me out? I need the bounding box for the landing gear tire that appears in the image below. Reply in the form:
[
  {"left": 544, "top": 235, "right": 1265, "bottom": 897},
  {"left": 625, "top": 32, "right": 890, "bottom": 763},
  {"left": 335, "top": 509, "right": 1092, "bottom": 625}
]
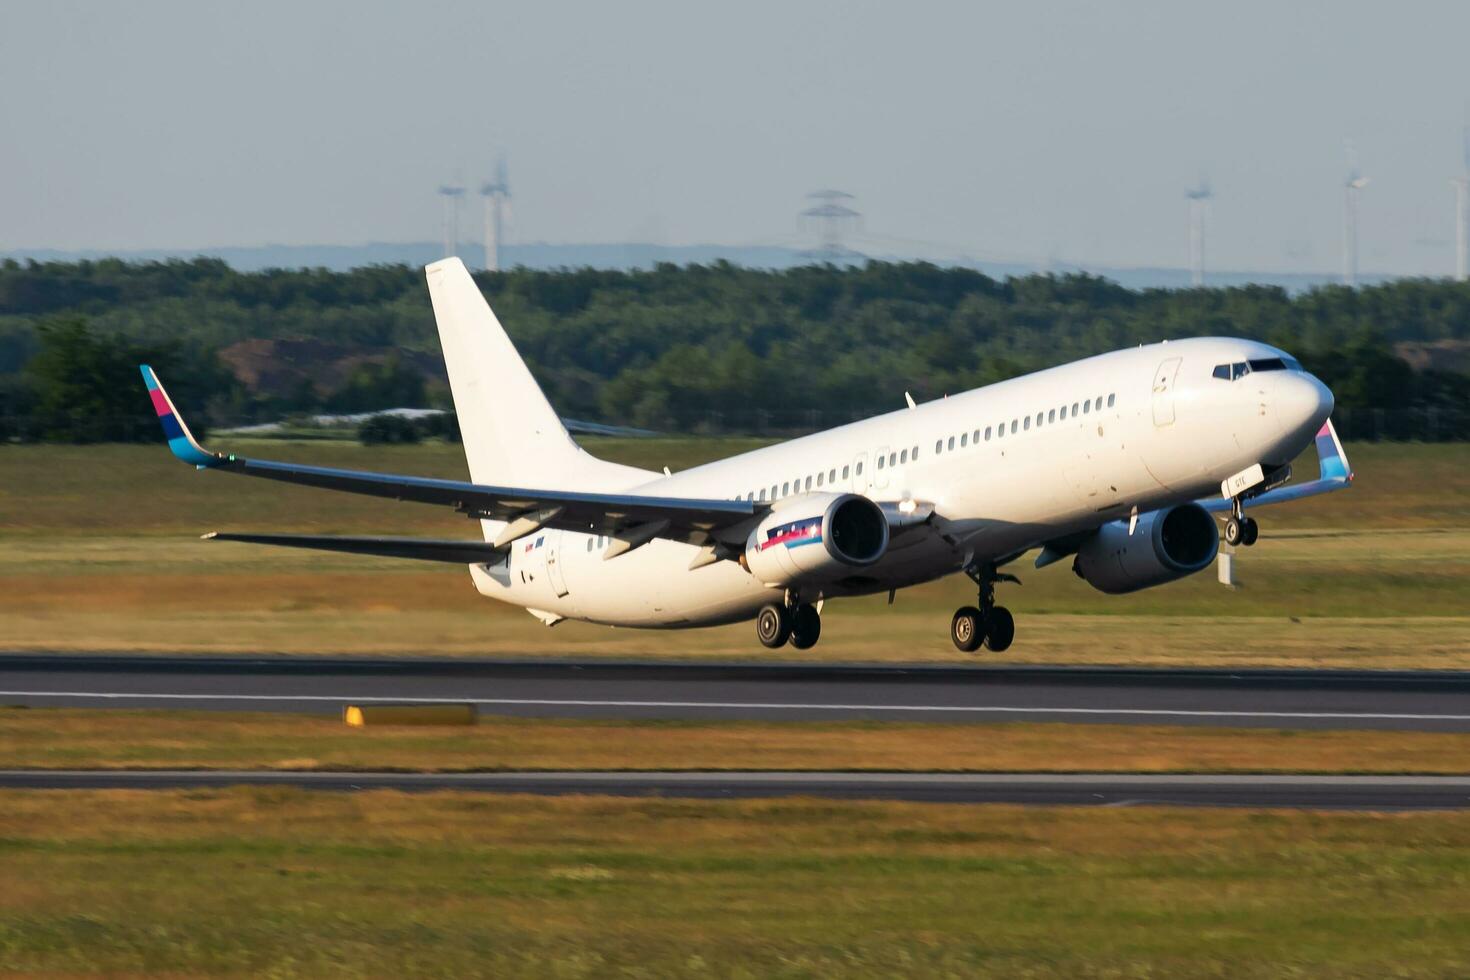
[
  {"left": 789, "top": 604, "right": 822, "bottom": 650},
  {"left": 983, "top": 606, "right": 1015, "bottom": 653},
  {"left": 951, "top": 606, "right": 985, "bottom": 653},
  {"left": 1224, "top": 516, "right": 1244, "bottom": 547},
  {"left": 755, "top": 604, "right": 791, "bottom": 649},
  {"left": 1240, "top": 517, "right": 1259, "bottom": 546}
]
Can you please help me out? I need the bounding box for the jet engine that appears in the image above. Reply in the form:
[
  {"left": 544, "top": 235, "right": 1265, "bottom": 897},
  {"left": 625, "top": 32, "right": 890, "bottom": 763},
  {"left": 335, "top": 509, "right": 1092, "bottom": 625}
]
[
  {"left": 743, "top": 493, "right": 889, "bottom": 586},
  {"left": 1072, "top": 502, "right": 1219, "bottom": 594}
]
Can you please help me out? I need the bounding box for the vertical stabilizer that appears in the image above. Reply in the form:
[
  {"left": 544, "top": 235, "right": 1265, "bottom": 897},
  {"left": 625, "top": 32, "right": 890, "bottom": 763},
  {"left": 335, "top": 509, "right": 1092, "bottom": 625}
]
[{"left": 424, "top": 258, "right": 650, "bottom": 493}]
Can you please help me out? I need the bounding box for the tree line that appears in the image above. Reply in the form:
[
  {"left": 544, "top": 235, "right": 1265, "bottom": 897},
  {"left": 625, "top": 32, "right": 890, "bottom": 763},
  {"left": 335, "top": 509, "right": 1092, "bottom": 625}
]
[{"left": 1, "top": 256, "right": 1466, "bottom": 442}]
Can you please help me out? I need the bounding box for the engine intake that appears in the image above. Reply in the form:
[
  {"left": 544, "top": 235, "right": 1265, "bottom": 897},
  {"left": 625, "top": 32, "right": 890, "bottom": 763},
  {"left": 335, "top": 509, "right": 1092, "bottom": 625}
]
[
  {"left": 743, "top": 493, "right": 889, "bottom": 587},
  {"left": 1073, "top": 502, "right": 1219, "bottom": 594}
]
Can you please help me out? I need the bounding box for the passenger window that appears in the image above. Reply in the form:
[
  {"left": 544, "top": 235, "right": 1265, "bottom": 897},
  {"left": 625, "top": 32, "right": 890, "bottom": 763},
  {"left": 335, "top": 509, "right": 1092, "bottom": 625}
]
[
  {"left": 960, "top": 433, "right": 968, "bottom": 447},
  {"left": 1036, "top": 412, "right": 1043, "bottom": 427},
  {"left": 900, "top": 449, "right": 908, "bottom": 464},
  {"left": 804, "top": 476, "right": 812, "bottom": 491},
  {"left": 1107, "top": 393, "right": 1115, "bottom": 408},
  {"left": 1094, "top": 397, "right": 1103, "bottom": 411},
  {"left": 855, "top": 461, "right": 863, "bottom": 475},
  {"left": 1072, "top": 402, "right": 1080, "bottom": 415},
  {"left": 829, "top": 468, "right": 836, "bottom": 482},
  {"left": 889, "top": 452, "right": 897, "bottom": 466},
  {"left": 759, "top": 489, "right": 767, "bottom": 501},
  {"left": 1048, "top": 409, "right": 1055, "bottom": 424},
  {"left": 984, "top": 426, "right": 992, "bottom": 440},
  {"left": 842, "top": 465, "right": 850, "bottom": 479},
  {"left": 972, "top": 429, "right": 980, "bottom": 442},
  {"left": 1083, "top": 401, "right": 1090, "bottom": 414},
  {"left": 877, "top": 456, "right": 885, "bottom": 470},
  {"left": 586, "top": 538, "right": 593, "bottom": 552},
  {"left": 935, "top": 439, "right": 943, "bottom": 454},
  {"left": 816, "top": 472, "right": 824, "bottom": 487},
  {"left": 1024, "top": 416, "right": 1030, "bottom": 431},
  {"left": 782, "top": 482, "right": 790, "bottom": 496},
  {"left": 912, "top": 445, "right": 919, "bottom": 458},
  {"left": 1010, "top": 419, "right": 1018, "bottom": 434},
  {"left": 948, "top": 436, "right": 955, "bottom": 450}
]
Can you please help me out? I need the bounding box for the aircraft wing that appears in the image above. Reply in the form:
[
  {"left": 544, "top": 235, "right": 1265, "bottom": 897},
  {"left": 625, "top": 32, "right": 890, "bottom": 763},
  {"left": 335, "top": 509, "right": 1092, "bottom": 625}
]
[
  {"left": 1197, "top": 419, "right": 1353, "bottom": 513},
  {"left": 142, "top": 365, "right": 762, "bottom": 551},
  {"left": 202, "top": 532, "right": 510, "bottom": 564}
]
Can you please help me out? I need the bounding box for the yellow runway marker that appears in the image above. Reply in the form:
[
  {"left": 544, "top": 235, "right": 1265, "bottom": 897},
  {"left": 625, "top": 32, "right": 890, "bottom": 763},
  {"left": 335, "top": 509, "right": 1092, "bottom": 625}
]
[{"left": 343, "top": 704, "right": 476, "bottom": 727}]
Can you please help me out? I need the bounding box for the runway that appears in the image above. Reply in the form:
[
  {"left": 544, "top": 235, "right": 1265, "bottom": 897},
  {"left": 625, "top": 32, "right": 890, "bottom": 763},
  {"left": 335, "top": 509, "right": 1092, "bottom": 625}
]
[
  {"left": 3, "top": 654, "right": 1470, "bottom": 731},
  {"left": 5, "top": 768, "right": 1469, "bottom": 809}
]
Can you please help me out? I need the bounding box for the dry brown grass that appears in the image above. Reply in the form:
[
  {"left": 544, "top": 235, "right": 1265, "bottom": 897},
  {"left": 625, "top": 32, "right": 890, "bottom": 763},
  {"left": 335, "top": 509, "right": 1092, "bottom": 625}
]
[{"left": 7, "top": 709, "right": 1470, "bottom": 774}]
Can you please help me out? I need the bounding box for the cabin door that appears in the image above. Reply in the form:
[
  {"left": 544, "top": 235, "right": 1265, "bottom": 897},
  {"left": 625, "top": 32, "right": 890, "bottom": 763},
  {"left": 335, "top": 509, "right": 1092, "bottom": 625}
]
[{"left": 1152, "top": 357, "right": 1182, "bottom": 426}]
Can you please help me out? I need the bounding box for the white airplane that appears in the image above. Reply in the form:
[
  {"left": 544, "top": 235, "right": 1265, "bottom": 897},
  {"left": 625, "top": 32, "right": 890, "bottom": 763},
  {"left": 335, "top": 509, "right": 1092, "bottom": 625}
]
[{"left": 141, "top": 257, "right": 1351, "bottom": 652}]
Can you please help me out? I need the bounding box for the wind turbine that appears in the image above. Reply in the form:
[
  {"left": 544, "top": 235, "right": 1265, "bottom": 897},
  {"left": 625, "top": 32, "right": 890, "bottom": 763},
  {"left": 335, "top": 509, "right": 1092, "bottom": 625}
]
[
  {"left": 480, "top": 158, "right": 511, "bottom": 273},
  {"left": 1185, "top": 179, "right": 1213, "bottom": 287},
  {"left": 1452, "top": 122, "right": 1469, "bottom": 282},
  {"left": 437, "top": 184, "right": 466, "bottom": 258},
  {"left": 1342, "top": 143, "right": 1369, "bottom": 287}
]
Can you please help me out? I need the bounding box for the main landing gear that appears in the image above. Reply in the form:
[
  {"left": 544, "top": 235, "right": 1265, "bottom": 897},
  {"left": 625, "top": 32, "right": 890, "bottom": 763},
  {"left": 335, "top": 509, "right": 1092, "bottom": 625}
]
[
  {"left": 756, "top": 600, "right": 822, "bottom": 650},
  {"left": 951, "top": 563, "right": 1018, "bottom": 654},
  {"left": 1223, "top": 497, "right": 1260, "bottom": 547}
]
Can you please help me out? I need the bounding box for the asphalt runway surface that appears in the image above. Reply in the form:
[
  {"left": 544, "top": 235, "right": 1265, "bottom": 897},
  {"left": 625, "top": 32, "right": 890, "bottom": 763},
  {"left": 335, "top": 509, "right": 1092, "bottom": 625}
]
[
  {"left": 5, "top": 769, "right": 1470, "bottom": 809},
  {"left": 3, "top": 654, "right": 1470, "bottom": 731}
]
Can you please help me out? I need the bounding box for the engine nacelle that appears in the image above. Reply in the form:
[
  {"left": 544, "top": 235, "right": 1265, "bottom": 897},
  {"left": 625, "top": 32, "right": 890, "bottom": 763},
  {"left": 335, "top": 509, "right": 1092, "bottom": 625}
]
[
  {"left": 743, "top": 493, "right": 889, "bottom": 587},
  {"left": 1073, "top": 502, "right": 1219, "bottom": 595}
]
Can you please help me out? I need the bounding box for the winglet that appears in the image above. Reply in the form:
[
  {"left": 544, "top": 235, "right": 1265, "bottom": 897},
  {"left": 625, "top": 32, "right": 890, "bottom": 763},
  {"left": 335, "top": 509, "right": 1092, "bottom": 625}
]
[
  {"left": 1314, "top": 418, "right": 1352, "bottom": 484},
  {"left": 139, "top": 365, "right": 224, "bottom": 468}
]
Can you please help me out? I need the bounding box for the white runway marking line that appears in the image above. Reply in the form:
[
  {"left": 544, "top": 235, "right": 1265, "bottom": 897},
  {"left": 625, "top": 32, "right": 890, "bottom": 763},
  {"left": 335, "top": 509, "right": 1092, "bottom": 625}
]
[{"left": 1, "top": 691, "right": 1470, "bottom": 722}]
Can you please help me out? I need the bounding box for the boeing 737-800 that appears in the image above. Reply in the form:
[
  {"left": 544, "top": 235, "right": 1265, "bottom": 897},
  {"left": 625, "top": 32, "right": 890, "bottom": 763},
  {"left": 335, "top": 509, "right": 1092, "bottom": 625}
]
[{"left": 141, "top": 258, "right": 1350, "bottom": 652}]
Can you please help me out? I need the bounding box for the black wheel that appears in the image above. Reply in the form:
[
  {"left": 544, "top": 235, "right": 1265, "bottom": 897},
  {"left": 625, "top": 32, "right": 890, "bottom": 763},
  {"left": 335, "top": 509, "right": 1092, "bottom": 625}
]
[
  {"left": 983, "top": 606, "right": 1015, "bottom": 653},
  {"left": 951, "top": 606, "right": 985, "bottom": 653},
  {"left": 1241, "top": 517, "right": 1259, "bottom": 547},
  {"left": 1224, "top": 516, "right": 1243, "bottom": 547},
  {"left": 755, "top": 603, "right": 791, "bottom": 648},
  {"left": 789, "top": 604, "right": 821, "bottom": 650}
]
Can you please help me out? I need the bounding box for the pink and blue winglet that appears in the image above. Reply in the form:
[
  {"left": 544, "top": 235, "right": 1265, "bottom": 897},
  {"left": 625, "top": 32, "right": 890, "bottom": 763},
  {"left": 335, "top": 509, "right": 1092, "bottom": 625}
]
[{"left": 140, "top": 365, "right": 221, "bottom": 468}]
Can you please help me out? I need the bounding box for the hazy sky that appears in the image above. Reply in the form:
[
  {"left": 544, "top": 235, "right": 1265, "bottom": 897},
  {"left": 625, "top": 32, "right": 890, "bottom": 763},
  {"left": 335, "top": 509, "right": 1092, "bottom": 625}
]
[{"left": 4, "top": 0, "right": 1470, "bottom": 274}]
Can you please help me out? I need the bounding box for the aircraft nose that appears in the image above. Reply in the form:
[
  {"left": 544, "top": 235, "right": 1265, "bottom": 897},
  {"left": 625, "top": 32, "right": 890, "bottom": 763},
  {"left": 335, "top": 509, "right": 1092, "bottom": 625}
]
[{"left": 1275, "top": 372, "right": 1334, "bottom": 436}]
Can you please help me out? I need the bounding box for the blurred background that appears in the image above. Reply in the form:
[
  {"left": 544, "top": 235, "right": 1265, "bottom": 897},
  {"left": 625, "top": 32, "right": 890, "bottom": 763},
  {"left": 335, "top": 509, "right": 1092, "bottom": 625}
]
[{"left": 1, "top": 0, "right": 1468, "bottom": 443}]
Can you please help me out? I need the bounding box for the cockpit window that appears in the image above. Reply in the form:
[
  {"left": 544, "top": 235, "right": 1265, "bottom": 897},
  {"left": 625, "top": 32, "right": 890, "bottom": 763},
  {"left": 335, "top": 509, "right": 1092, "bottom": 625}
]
[{"left": 1214, "top": 356, "right": 1303, "bottom": 381}]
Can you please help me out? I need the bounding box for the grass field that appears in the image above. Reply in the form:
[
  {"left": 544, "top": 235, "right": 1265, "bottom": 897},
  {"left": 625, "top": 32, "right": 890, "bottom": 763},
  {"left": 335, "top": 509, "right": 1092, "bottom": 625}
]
[
  {"left": 2, "top": 440, "right": 1467, "bottom": 665},
  {"left": 5, "top": 708, "right": 1470, "bottom": 774},
  {"left": 1, "top": 790, "right": 1468, "bottom": 976}
]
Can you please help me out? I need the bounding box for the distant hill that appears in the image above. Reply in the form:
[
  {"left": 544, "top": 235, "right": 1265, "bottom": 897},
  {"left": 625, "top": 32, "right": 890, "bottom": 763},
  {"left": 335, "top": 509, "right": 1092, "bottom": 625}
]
[{"left": 1, "top": 242, "right": 1369, "bottom": 294}]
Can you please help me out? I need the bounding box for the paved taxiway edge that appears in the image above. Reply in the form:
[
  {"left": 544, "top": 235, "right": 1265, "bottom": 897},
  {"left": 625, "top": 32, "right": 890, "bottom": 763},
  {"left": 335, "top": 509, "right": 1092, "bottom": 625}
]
[{"left": 4, "top": 770, "right": 1470, "bottom": 809}]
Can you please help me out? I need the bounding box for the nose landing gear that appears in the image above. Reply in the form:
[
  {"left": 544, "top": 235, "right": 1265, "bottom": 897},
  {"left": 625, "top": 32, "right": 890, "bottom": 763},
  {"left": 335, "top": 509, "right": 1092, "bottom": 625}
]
[
  {"left": 951, "top": 563, "right": 1018, "bottom": 653},
  {"left": 1223, "top": 498, "right": 1260, "bottom": 547}
]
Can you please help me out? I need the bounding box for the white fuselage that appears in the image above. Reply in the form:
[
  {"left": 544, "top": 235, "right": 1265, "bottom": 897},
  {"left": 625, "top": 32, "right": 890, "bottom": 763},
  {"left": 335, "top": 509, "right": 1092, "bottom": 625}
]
[{"left": 469, "top": 337, "right": 1333, "bottom": 628}]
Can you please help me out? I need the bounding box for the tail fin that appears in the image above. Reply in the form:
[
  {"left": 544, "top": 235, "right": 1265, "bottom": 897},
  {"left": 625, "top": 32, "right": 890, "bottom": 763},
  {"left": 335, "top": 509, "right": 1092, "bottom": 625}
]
[{"left": 425, "top": 259, "right": 651, "bottom": 491}]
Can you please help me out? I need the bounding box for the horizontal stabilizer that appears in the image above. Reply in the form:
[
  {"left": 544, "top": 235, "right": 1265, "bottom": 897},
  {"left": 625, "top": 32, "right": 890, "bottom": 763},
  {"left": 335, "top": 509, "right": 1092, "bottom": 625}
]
[{"left": 203, "top": 532, "right": 507, "bottom": 564}]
